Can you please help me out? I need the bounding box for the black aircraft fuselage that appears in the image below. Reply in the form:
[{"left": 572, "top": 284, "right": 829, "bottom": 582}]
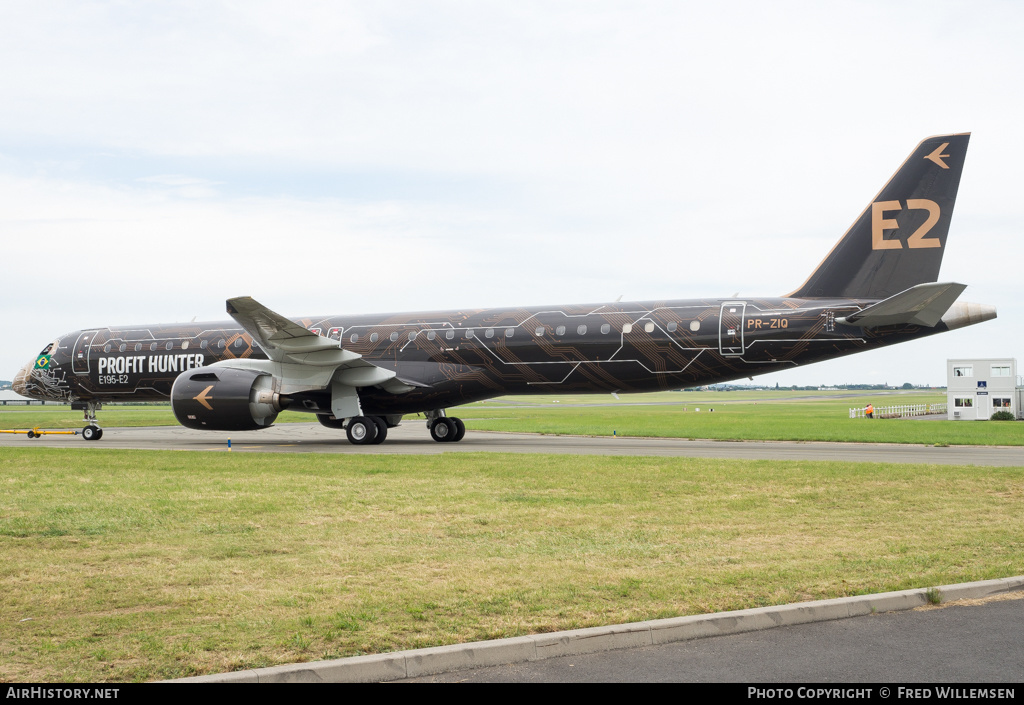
[
  {"left": 13, "top": 133, "right": 996, "bottom": 443},
  {"left": 15, "top": 295, "right": 968, "bottom": 413}
]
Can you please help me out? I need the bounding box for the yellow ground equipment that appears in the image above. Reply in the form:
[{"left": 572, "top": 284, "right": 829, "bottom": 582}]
[{"left": 0, "top": 427, "right": 80, "bottom": 439}]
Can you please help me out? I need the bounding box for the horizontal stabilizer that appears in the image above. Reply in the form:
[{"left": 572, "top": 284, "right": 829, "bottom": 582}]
[{"left": 836, "top": 282, "right": 967, "bottom": 328}]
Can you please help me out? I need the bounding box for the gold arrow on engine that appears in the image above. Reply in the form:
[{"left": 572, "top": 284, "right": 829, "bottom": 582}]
[{"left": 193, "top": 385, "right": 214, "bottom": 411}]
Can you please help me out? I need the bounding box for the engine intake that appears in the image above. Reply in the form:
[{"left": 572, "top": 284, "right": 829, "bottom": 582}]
[{"left": 171, "top": 367, "right": 286, "bottom": 431}]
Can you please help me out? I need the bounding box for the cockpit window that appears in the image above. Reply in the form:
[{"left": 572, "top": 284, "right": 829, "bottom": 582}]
[{"left": 38, "top": 343, "right": 54, "bottom": 355}]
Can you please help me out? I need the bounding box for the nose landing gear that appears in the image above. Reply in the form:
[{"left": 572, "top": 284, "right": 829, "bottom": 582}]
[{"left": 72, "top": 401, "right": 104, "bottom": 441}]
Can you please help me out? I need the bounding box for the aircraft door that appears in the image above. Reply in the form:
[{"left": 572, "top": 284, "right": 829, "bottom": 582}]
[
  {"left": 718, "top": 302, "right": 746, "bottom": 356},
  {"left": 72, "top": 330, "right": 100, "bottom": 374}
]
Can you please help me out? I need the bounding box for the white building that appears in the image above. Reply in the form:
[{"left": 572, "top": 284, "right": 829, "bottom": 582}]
[{"left": 946, "top": 359, "right": 1023, "bottom": 420}]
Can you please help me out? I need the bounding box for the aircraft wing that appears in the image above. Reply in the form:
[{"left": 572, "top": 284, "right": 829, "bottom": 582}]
[
  {"left": 225, "top": 296, "right": 416, "bottom": 394},
  {"left": 836, "top": 282, "right": 967, "bottom": 328}
]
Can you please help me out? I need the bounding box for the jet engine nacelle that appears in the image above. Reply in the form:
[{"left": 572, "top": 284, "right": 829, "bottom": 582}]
[{"left": 171, "top": 367, "right": 286, "bottom": 431}]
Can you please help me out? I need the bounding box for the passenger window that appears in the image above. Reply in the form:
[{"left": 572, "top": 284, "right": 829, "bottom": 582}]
[
  {"left": 427, "top": 331, "right": 436, "bottom": 341},
  {"left": 644, "top": 322, "right": 655, "bottom": 333},
  {"left": 136, "top": 343, "right": 143, "bottom": 352},
  {"left": 446, "top": 330, "right": 455, "bottom": 340},
  {"left": 152, "top": 343, "right": 160, "bottom": 352},
  {"left": 555, "top": 326, "right": 566, "bottom": 336},
  {"left": 370, "top": 333, "right": 379, "bottom": 343},
  {"left": 535, "top": 327, "right": 545, "bottom": 336},
  {"left": 168, "top": 341, "right": 176, "bottom": 351},
  {"left": 622, "top": 323, "right": 633, "bottom": 334},
  {"left": 466, "top": 329, "right": 475, "bottom": 339},
  {"left": 182, "top": 340, "right": 190, "bottom": 350},
  {"left": 577, "top": 325, "right": 587, "bottom": 335},
  {"left": 601, "top": 324, "right": 610, "bottom": 334},
  {"left": 667, "top": 322, "right": 677, "bottom": 332},
  {"left": 118, "top": 344, "right": 126, "bottom": 353},
  {"left": 350, "top": 333, "right": 359, "bottom": 343},
  {"left": 408, "top": 331, "right": 417, "bottom": 341},
  {"left": 390, "top": 332, "right": 399, "bottom": 342},
  {"left": 505, "top": 328, "right": 514, "bottom": 337},
  {"left": 690, "top": 321, "right": 700, "bottom": 332}
]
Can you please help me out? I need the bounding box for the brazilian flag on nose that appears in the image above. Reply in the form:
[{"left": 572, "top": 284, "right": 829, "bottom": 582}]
[{"left": 34, "top": 355, "right": 50, "bottom": 370}]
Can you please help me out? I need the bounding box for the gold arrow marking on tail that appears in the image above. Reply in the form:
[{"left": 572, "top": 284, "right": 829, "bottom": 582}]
[
  {"left": 925, "top": 142, "right": 950, "bottom": 169},
  {"left": 194, "top": 385, "right": 214, "bottom": 411}
]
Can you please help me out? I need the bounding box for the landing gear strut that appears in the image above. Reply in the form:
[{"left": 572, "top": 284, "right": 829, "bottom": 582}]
[{"left": 426, "top": 410, "right": 465, "bottom": 443}]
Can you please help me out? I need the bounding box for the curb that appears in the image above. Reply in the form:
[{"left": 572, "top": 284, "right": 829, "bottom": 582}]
[{"left": 170, "top": 575, "right": 1024, "bottom": 683}]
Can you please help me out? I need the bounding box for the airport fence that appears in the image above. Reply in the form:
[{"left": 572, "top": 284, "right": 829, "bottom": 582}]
[{"left": 849, "top": 403, "right": 947, "bottom": 419}]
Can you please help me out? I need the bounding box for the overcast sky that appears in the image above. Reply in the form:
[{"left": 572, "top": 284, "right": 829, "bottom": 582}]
[{"left": 2, "top": 1, "right": 1021, "bottom": 387}]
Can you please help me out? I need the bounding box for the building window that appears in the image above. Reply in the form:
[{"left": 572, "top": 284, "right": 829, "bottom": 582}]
[
  {"left": 992, "top": 365, "right": 1011, "bottom": 377},
  {"left": 953, "top": 366, "right": 973, "bottom": 377},
  {"left": 993, "top": 398, "right": 1012, "bottom": 408},
  {"left": 954, "top": 398, "right": 974, "bottom": 408}
]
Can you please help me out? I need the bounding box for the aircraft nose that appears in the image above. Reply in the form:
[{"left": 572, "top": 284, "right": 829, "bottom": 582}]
[{"left": 12, "top": 360, "right": 35, "bottom": 397}]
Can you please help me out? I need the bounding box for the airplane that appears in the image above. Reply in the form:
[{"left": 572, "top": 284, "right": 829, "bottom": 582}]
[{"left": 13, "top": 133, "right": 996, "bottom": 444}]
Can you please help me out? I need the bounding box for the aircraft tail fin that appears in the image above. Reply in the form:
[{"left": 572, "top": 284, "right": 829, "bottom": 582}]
[{"left": 789, "top": 133, "right": 970, "bottom": 300}]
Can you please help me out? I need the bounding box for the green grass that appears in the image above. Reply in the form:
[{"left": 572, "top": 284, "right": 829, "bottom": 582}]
[
  {"left": 1, "top": 448, "right": 1022, "bottom": 682},
  {"left": 462, "top": 390, "right": 1023, "bottom": 446},
  {"left": 6, "top": 390, "right": 1020, "bottom": 446}
]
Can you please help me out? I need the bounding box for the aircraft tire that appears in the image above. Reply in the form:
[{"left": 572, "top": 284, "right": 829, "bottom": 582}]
[
  {"left": 346, "top": 416, "right": 377, "bottom": 445},
  {"left": 82, "top": 425, "right": 102, "bottom": 441},
  {"left": 370, "top": 417, "right": 388, "bottom": 444},
  {"left": 430, "top": 417, "right": 456, "bottom": 442},
  {"left": 451, "top": 417, "right": 466, "bottom": 442},
  {"left": 26, "top": 430, "right": 35, "bottom": 439}
]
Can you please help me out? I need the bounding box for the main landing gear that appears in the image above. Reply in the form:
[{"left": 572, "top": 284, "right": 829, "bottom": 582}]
[
  {"left": 318, "top": 414, "right": 388, "bottom": 445},
  {"left": 317, "top": 411, "right": 466, "bottom": 445},
  {"left": 72, "top": 401, "right": 104, "bottom": 441},
  {"left": 426, "top": 410, "right": 466, "bottom": 443}
]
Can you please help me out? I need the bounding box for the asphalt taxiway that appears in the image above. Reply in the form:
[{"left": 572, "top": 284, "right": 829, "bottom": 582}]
[{"left": 3, "top": 421, "right": 1023, "bottom": 466}]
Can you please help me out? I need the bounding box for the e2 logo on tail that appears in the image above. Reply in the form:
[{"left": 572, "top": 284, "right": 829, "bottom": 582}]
[{"left": 871, "top": 199, "right": 941, "bottom": 250}]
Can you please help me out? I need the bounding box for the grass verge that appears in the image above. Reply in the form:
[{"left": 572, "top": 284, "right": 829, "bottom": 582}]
[{"left": 1, "top": 448, "right": 1021, "bottom": 682}]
